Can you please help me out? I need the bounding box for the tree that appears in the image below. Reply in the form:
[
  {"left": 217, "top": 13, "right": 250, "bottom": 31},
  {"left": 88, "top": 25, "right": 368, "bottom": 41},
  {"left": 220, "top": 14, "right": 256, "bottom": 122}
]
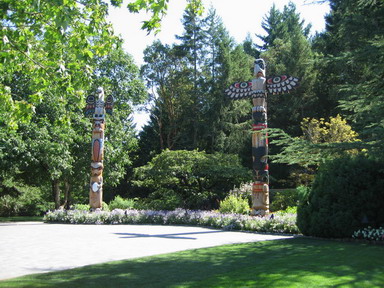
[
  {"left": 0, "top": 1, "right": 151, "bottom": 209},
  {"left": 141, "top": 41, "right": 193, "bottom": 151},
  {"left": 134, "top": 149, "right": 250, "bottom": 210},
  {"left": 313, "top": 0, "right": 384, "bottom": 157},
  {"left": 258, "top": 3, "right": 316, "bottom": 136},
  {"left": 127, "top": 0, "right": 203, "bottom": 34},
  {"left": 173, "top": 2, "right": 207, "bottom": 148},
  {"left": 139, "top": 7, "right": 254, "bottom": 159},
  {"left": 271, "top": 115, "right": 360, "bottom": 168}
]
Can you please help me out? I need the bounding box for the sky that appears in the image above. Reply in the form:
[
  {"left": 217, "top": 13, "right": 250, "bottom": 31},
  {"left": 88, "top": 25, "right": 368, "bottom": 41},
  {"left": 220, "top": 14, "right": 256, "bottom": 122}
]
[{"left": 107, "top": 0, "right": 331, "bottom": 129}]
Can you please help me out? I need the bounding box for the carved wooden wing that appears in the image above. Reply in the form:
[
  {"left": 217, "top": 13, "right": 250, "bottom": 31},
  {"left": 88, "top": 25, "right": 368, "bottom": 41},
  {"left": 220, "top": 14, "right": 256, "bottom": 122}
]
[
  {"left": 266, "top": 75, "right": 299, "bottom": 95},
  {"left": 105, "top": 95, "right": 114, "bottom": 115},
  {"left": 225, "top": 81, "right": 253, "bottom": 100},
  {"left": 85, "top": 95, "right": 96, "bottom": 117}
]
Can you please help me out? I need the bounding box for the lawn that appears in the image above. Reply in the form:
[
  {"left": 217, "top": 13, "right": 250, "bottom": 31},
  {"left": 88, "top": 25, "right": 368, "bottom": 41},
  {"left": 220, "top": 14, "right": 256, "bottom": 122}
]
[
  {"left": 0, "top": 216, "right": 43, "bottom": 222},
  {"left": 1, "top": 237, "right": 383, "bottom": 288}
]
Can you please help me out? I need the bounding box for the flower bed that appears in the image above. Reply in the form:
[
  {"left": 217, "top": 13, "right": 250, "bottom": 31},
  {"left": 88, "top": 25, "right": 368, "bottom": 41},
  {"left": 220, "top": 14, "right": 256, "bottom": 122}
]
[
  {"left": 44, "top": 208, "right": 299, "bottom": 234},
  {"left": 352, "top": 227, "right": 384, "bottom": 242}
]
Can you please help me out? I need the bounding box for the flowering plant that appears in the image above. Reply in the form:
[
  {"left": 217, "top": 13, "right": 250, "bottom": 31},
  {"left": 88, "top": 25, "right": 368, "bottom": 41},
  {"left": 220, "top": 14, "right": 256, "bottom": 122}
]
[
  {"left": 44, "top": 208, "right": 299, "bottom": 234},
  {"left": 352, "top": 227, "right": 384, "bottom": 242}
]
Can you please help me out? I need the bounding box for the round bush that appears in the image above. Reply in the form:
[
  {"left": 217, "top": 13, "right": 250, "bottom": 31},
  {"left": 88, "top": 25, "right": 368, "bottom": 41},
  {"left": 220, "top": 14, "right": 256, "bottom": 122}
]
[
  {"left": 108, "top": 196, "right": 134, "bottom": 210},
  {"left": 297, "top": 155, "right": 384, "bottom": 238},
  {"left": 219, "top": 195, "right": 250, "bottom": 215}
]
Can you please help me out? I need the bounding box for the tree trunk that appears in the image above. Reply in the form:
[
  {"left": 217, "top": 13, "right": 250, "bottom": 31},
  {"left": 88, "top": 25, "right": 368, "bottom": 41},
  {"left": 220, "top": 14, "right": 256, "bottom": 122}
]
[
  {"left": 63, "top": 180, "right": 71, "bottom": 210},
  {"left": 52, "top": 179, "right": 61, "bottom": 209}
]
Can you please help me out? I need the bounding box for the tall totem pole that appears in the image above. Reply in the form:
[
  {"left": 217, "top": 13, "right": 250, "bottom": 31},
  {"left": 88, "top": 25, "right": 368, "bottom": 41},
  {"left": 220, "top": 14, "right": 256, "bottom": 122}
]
[
  {"left": 225, "top": 59, "right": 299, "bottom": 215},
  {"left": 85, "top": 87, "right": 113, "bottom": 209}
]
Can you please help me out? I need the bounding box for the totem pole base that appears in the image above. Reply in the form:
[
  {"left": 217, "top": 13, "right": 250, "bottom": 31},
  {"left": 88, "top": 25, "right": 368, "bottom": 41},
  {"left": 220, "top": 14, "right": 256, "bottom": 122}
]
[
  {"left": 251, "top": 182, "right": 269, "bottom": 216},
  {"left": 89, "top": 190, "right": 103, "bottom": 210}
]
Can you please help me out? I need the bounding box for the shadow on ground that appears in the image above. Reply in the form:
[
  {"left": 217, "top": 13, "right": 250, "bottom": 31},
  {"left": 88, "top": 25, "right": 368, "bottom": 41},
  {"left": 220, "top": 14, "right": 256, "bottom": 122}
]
[
  {"left": 1, "top": 238, "right": 383, "bottom": 288},
  {"left": 114, "top": 230, "right": 227, "bottom": 240}
]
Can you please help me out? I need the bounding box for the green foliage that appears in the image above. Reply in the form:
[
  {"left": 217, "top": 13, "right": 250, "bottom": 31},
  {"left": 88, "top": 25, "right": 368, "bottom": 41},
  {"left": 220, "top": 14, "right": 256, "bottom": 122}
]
[
  {"left": 0, "top": 0, "right": 149, "bottom": 209},
  {"left": 219, "top": 195, "right": 250, "bottom": 215},
  {"left": 274, "top": 206, "right": 297, "bottom": 216},
  {"left": 258, "top": 3, "right": 317, "bottom": 136},
  {"left": 269, "top": 188, "right": 299, "bottom": 212},
  {"left": 301, "top": 115, "right": 359, "bottom": 144},
  {"left": 71, "top": 204, "right": 90, "bottom": 211},
  {"left": 102, "top": 201, "right": 110, "bottom": 212},
  {"left": 297, "top": 155, "right": 384, "bottom": 238},
  {"left": 313, "top": 0, "right": 384, "bottom": 156},
  {"left": 0, "top": 195, "right": 20, "bottom": 217},
  {"left": 0, "top": 180, "right": 53, "bottom": 216},
  {"left": 271, "top": 115, "right": 361, "bottom": 169},
  {"left": 139, "top": 7, "right": 253, "bottom": 158},
  {"left": 134, "top": 150, "right": 251, "bottom": 210},
  {"left": 109, "top": 196, "right": 136, "bottom": 210},
  {"left": 127, "top": 0, "right": 203, "bottom": 34}
]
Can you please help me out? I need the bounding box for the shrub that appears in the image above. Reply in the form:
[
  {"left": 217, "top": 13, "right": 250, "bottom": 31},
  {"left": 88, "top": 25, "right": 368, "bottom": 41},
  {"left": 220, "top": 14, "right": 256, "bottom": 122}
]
[
  {"left": 102, "top": 201, "right": 110, "bottom": 211},
  {"left": 134, "top": 150, "right": 250, "bottom": 210},
  {"left": 71, "top": 204, "right": 90, "bottom": 211},
  {"left": 269, "top": 188, "right": 299, "bottom": 212},
  {"left": 297, "top": 155, "right": 384, "bottom": 238},
  {"left": 0, "top": 182, "right": 51, "bottom": 216},
  {"left": 0, "top": 195, "right": 21, "bottom": 217},
  {"left": 274, "top": 206, "right": 297, "bottom": 216},
  {"left": 219, "top": 195, "right": 250, "bottom": 215},
  {"left": 109, "top": 196, "right": 136, "bottom": 210}
]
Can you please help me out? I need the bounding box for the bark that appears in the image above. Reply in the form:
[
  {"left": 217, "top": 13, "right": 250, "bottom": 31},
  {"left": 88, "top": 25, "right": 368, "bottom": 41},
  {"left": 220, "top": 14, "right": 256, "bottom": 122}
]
[{"left": 52, "top": 179, "right": 61, "bottom": 209}]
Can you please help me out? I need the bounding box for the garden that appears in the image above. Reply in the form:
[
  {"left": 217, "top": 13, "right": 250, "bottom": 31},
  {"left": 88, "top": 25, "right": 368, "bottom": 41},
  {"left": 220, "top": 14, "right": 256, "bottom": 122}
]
[{"left": 1, "top": 0, "right": 384, "bottom": 286}]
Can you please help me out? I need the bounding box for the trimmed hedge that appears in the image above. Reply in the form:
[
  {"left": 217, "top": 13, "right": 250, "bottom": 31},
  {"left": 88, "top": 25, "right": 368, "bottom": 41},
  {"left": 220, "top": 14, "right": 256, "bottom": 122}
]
[{"left": 297, "top": 155, "right": 384, "bottom": 238}]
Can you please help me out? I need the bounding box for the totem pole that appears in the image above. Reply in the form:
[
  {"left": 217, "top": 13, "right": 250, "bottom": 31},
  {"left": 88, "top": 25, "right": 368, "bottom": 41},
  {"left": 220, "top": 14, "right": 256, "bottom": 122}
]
[
  {"left": 225, "top": 59, "right": 299, "bottom": 215},
  {"left": 85, "top": 87, "right": 113, "bottom": 209}
]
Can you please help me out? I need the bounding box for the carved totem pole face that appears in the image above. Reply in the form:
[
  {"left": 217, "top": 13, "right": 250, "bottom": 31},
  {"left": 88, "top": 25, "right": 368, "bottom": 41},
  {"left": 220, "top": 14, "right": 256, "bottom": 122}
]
[
  {"left": 90, "top": 162, "right": 103, "bottom": 193},
  {"left": 254, "top": 59, "right": 266, "bottom": 78}
]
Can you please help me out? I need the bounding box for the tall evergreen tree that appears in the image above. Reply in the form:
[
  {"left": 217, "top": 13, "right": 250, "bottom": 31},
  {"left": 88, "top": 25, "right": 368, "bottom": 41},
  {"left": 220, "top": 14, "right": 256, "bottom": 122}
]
[
  {"left": 314, "top": 0, "right": 384, "bottom": 155},
  {"left": 174, "top": 2, "right": 207, "bottom": 148},
  {"left": 140, "top": 6, "right": 253, "bottom": 158},
  {"left": 257, "top": 2, "right": 316, "bottom": 136}
]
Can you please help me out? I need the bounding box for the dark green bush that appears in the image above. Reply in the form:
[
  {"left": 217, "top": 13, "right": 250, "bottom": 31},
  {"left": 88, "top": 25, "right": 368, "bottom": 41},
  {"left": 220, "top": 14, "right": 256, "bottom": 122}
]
[
  {"left": 297, "top": 155, "right": 384, "bottom": 238},
  {"left": 108, "top": 196, "right": 136, "bottom": 210},
  {"left": 134, "top": 150, "right": 250, "bottom": 210},
  {"left": 269, "top": 188, "right": 300, "bottom": 212},
  {"left": 0, "top": 195, "right": 21, "bottom": 217},
  {"left": 0, "top": 182, "right": 52, "bottom": 216}
]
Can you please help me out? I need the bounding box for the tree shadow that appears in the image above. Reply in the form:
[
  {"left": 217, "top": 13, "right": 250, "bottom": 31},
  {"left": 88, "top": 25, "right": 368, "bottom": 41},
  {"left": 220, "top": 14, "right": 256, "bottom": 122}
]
[{"left": 113, "top": 230, "right": 227, "bottom": 240}]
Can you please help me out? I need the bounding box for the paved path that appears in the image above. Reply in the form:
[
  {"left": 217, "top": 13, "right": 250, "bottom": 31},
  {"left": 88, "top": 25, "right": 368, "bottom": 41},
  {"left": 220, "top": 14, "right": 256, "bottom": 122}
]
[{"left": 0, "top": 222, "right": 293, "bottom": 280}]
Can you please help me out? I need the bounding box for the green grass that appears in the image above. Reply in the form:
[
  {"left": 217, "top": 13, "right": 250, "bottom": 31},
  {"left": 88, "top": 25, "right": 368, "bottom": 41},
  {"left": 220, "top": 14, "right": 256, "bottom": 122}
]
[
  {"left": 1, "top": 238, "right": 383, "bottom": 288},
  {"left": 0, "top": 216, "right": 43, "bottom": 222}
]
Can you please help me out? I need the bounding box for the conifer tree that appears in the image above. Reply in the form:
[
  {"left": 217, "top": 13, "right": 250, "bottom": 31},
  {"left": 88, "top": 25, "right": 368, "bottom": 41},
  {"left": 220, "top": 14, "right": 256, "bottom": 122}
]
[
  {"left": 314, "top": 0, "right": 384, "bottom": 156},
  {"left": 257, "top": 2, "right": 316, "bottom": 136}
]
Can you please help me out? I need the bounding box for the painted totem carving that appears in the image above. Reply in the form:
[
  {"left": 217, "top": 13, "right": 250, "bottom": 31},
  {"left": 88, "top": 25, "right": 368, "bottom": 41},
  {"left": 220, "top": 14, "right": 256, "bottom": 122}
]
[
  {"left": 85, "top": 87, "right": 113, "bottom": 209},
  {"left": 225, "top": 59, "right": 299, "bottom": 215}
]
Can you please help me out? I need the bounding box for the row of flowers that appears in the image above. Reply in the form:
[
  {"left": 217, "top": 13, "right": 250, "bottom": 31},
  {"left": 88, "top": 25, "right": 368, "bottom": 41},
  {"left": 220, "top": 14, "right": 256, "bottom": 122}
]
[
  {"left": 352, "top": 226, "right": 384, "bottom": 242},
  {"left": 44, "top": 208, "right": 299, "bottom": 234}
]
